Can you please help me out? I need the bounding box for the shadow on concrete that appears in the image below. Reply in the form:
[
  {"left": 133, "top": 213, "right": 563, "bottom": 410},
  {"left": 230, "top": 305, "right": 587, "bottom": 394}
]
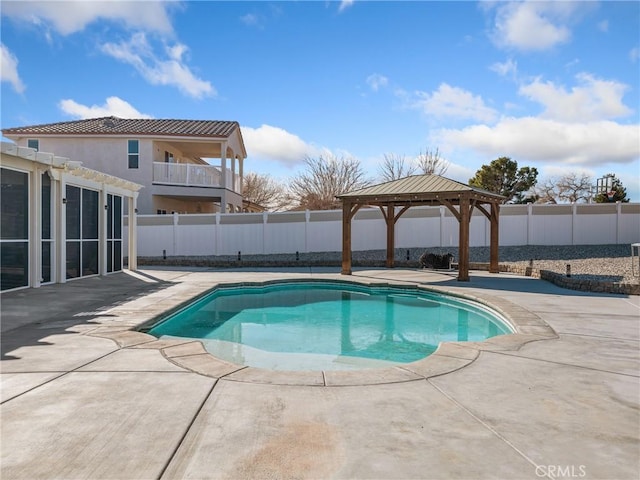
[
  {"left": 1, "top": 271, "right": 174, "bottom": 361},
  {"left": 426, "top": 273, "right": 629, "bottom": 298},
  {"left": 353, "top": 268, "right": 629, "bottom": 298}
]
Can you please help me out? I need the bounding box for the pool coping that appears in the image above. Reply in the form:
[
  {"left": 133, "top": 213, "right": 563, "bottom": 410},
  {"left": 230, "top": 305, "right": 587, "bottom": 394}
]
[{"left": 86, "top": 276, "right": 558, "bottom": 386}]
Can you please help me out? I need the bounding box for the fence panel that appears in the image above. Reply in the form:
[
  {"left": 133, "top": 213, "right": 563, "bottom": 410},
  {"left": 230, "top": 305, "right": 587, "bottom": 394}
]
[
  {"left": 265, "top": 222, "right": 306, "bottom": 254},
  {"left": 306, "top": 210, "right": 343, "bottom": 252},
  {"left": 126, "top": 203, "right": 640, "bottom": 257}
]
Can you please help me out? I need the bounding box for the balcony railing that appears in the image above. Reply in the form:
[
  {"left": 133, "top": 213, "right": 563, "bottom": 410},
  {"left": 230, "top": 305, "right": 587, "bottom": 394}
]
[{"left": 153, "top": 162, "right": 240, "bottom": 192}]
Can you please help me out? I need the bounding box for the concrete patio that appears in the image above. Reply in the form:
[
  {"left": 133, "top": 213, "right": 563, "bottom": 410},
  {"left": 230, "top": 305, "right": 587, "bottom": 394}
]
[{"left": 1, "top": 267, "right": 639, "bottom": 479}]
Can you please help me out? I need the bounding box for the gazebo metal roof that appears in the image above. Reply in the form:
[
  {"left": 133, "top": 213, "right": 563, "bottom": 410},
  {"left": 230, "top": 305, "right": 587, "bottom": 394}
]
[
  {"left": 338, "top": 175, "right": 504, "bottom": 204},
  {"left": 336, "top": 174, "right": 505, "bottom": 281}
]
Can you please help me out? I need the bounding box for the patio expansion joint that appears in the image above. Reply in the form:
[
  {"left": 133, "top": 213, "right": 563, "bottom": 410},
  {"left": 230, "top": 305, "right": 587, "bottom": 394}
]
[
  {"left": 554, "top": 331, "right": 640, "bottom": 342},
  {"left": 427, "top": 378, "right": 546, "bottom": 476},
  {"left": 0, "top": 371, "right": 68, "bottom": 405},
  {"left": 0, "top": 348, "right": 120, "bottom": 404},
  {"left": 483, "top": 349, "right": 640, "bottom": 379},
  {"left": 156, "top": 379, "right": 219, "bottom": 480}
]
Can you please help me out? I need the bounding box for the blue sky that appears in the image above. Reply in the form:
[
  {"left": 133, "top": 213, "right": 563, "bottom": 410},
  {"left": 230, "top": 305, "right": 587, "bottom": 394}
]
[{"left": 2, "top": 1, "right": 639, "bottom": 201}]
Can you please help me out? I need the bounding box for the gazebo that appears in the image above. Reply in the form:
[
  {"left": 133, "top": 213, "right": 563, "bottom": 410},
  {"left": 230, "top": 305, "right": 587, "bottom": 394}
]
[{"left": 336, "top": 175, "right": 505, "bottom": 281}]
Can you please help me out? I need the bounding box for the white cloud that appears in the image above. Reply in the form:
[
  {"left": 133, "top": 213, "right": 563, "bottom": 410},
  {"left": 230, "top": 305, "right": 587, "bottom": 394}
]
[
  {"left": 489, "top": 58, "right": 518, "bottom": 78},
  {"left": 366, "top": 73, "right": 388, "bottom": 92},
  {"left": 1, "top": 0, "right": 175, "bottom": 36},
  {"left": 58, "top": 96, "right": 153, "bottom": 119},
  {"left": 519, "top": 73, "right": 632, "bottom": 122},
  {"left": 442, "top": 162, "right": 475, "bottom": 184},
  {"left": 630, "top": 47, "right": 640, "bottom": 63},
  {"left": 490, "top": 1, "right": 578, "bottom": 51},
  {"left": 338, "top": 1, "right": 355, "bottom": 13},
  {"left": 433, "top": 117, "right": 640, "bottom": 166},
  {"left": 540, "top": 164, "right": 595, "bottom": 179},
  {"left": 0, "top": 43, "right": 25, "bottom": 93},
  {"left": 409, "top": 83, "right": 497, "bottom": 123},
  {"left": 101, "top": 33, "right": 215, "bottom": 99},
  {"left": 242, "top": 124, "right": 322, "bottom": 165},
  {"left": 597, "top": 20, "right": 609, "bottom": 33},
  {"left": 240, "top": 13, "right": 261, "bottom": 27}
]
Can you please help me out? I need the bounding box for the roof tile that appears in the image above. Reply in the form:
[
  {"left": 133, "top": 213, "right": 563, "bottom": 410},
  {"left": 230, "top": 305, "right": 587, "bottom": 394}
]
[{"left": 2, "top": 116, "right": 240, "bottom": 138}]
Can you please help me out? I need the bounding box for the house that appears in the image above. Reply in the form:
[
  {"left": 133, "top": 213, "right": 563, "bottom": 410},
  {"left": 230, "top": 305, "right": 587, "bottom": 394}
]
[
  {"left": 0, "top": 142, "right": 142, "bottom": 291},
  {"left": 2, "top": 116, "right": 247, "bottom": 214}
]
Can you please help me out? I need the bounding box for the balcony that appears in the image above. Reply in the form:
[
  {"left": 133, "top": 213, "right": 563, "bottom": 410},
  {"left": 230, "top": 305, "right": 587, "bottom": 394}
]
[{"left": 152, "top": 162, "right": 240, "bottom": 192}]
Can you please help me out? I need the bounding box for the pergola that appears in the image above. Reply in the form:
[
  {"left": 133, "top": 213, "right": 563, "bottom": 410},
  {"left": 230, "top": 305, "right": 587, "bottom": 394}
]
[{"left": 336, "top": 175, "right": 505, "bottom": 281}]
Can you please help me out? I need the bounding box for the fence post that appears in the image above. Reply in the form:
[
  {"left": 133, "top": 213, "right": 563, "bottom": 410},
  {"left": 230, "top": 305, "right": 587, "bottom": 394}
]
[
  {"left": 305, "top": 209, "right": 311, "bottom": 253},
  {"left": 571, "top": 203, "right": 577, "bottom": 245},
  {"left": 173, "top": 212, "right": 179, "bottom": 255},
  {"left": 439, "top": 205, "right": 445, "bottom": 247},
  {"left": 616, "top": 201, "right": 621, "bottom": 244},
  {"left": 527, "top": 203, "right": 533, "bottom": 245},
  {"left": 215, "top": 212, "right": 221, "bottom": 256},
  {"left": 263, "top": 211, "right": 268, "bottom": 254}
]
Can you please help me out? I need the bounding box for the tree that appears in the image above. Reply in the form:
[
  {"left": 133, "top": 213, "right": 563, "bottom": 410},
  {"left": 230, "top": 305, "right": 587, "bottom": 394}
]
[
  {"left": 535, "top": 172, "right": 593, "bottom": 204},
  {"left": 533, "top": 178, "right": 558, "bottom": 204},
  {"left": 469, "top": 157, "right": 538, "bottom": 203},
  {"left": 594, "top": 174, "right": 630, "bottom": 203},
  {"left": 242, "top": 172, "right": 290, "bottom": 211},
  {"left": 378, "top": 153, "right": 415, "bottom": 182},
  {"left": 289, "top": 154, "right": 371, "bottom": 210},
  {"left": 415, "top": 147, "right": 449, "bottom": 176}
]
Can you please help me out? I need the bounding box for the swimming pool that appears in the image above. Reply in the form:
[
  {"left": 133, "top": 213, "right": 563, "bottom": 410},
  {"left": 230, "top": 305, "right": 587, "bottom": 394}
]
[{"left": 146, "top": 281, "right": 513, "bottom": 371}]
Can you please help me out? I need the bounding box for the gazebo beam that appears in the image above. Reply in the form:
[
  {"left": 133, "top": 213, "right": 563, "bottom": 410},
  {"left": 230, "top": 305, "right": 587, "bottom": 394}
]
[{"left": 440, "top": 198, "right": 461, "bottom": 221}]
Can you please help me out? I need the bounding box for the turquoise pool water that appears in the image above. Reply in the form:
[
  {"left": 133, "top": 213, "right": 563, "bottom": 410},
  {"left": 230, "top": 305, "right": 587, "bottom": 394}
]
[{"left": 147, "top": 282, "right": 512, "bottom": 371}]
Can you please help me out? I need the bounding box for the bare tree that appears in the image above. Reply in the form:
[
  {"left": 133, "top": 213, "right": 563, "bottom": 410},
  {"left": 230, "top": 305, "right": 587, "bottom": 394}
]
[
  {"left": 289, "top": 155, "right": 372, "bottom": 210},
  {"left": 415, "top": 147, "right": 449, "bottom": 176},
  {"left": 557, "top": 172, "right": 593, "bottom": 203},
  {"left": 378, "top": 153, "right": 416, "bottom": 182},
  {"left": 242, "top": 172, "right": 290, "bottom": 211},
  {"left": 535, "top": 173, "right": 593, "bottom": 204},
  {"left": 534, "top": 178, "right": 559, "bottom": 204}
]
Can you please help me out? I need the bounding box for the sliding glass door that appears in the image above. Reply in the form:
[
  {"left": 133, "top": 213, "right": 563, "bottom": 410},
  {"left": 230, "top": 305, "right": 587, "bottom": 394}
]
[
  {"left": 0, "top": 168, "right": 29, "bottom": 290},
  {"left": 65, "top": 185, "right": 99, "bottom": 279},
  {"left": 106, "top": 193, "right": 123, "bottom": 273}
]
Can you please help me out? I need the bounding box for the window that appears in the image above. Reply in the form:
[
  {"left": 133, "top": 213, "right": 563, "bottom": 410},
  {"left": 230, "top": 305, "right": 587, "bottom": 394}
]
[
  {"left": 164, "top": 151, "right": 174, "bottom": 163},
  {"left": 128, "top": 139, "right": 139, "bottom": 169},
  {"left": 27, "top": 139, "right": 39, "bottom": 151}
]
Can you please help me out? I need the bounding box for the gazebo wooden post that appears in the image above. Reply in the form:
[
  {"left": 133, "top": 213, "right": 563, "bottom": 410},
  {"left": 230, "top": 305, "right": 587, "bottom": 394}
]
[
  {"left": 385, "top": 204, "right": 395, "bottom": 268},
  {"left": 342, "top": 200, "right": 353, "bottom": 275},
  {"left": 489, "top": 201, "right": 500, "bottom": 273},
  {"left": 458, "top": 195, "right": 470, "bottom": 281}
]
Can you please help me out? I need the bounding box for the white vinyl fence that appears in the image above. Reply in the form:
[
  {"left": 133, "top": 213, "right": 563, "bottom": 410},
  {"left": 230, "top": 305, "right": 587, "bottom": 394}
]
[{"left": 125, "top": 203, "right": 640, "bottom": 258}]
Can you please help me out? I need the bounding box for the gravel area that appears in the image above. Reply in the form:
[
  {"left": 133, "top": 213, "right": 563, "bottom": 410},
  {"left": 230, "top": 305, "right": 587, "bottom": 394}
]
[
  {"left": 412, "top": 244, "right": 638, "bottom": 284},
  {"left": 141, "top": 244, "right": 639, "bottom": 285}
]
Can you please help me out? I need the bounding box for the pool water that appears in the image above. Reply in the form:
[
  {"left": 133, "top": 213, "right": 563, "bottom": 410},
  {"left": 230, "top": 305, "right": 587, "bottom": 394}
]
[{"left": 147, "top": 282, "right": 512, "bottom": 371}]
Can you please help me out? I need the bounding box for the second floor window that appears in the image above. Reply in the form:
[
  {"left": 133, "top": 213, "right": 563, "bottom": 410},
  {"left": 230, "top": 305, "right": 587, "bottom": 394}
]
[
  {"left": 27, "top": 139, "right": 39, "bottom": 151},
  {"left": 128, "top": 140, "right": 139, "bottom": 169}
]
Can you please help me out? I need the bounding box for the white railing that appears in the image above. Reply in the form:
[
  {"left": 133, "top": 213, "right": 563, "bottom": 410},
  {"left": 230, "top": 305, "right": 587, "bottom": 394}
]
[
  {"left": 125, "top": 203, "right": 640, "bottom": 257},
  {"left": 153, "top": 163, "right": 240, "bottom": 193}
]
